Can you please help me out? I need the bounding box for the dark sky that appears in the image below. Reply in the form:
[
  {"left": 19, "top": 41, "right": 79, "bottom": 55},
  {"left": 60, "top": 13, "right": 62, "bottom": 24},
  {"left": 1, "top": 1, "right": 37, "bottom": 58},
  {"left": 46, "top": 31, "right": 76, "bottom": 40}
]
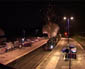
[{"left": 0, "top": 1, "right": 85, "bottom": 37}]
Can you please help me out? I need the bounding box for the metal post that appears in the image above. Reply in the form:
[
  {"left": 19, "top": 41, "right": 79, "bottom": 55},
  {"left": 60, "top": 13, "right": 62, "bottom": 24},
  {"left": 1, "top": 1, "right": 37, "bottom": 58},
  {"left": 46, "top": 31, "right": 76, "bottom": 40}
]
[
  {"left": 67, "top": 19, "right": 69, "bottom": 43},
  {"left": 67, "top": 19, "right": 71, "bottom": 69}
]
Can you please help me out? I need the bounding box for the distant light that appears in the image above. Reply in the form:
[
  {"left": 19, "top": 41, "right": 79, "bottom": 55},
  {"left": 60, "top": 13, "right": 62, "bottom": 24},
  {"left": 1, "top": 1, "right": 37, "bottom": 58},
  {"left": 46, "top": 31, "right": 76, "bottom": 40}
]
[
  {"left": 70, "top": 16, "right": 74, "bottom": 20},
  {"left": 22, "top": 38, "right": 25, "bottom": 42},
  {"left": 63, "top": 16, "right": 67, "bottom": 20},
  {"left": 64, "top": 32, "right": 68, "bottom": 36}
]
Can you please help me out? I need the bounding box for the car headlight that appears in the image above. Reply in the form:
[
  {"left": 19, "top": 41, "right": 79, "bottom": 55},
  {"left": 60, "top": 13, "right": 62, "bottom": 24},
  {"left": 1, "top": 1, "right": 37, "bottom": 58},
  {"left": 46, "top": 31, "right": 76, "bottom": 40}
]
[{"left": 50, "top": 45, "right": 54, "bottom": 49}]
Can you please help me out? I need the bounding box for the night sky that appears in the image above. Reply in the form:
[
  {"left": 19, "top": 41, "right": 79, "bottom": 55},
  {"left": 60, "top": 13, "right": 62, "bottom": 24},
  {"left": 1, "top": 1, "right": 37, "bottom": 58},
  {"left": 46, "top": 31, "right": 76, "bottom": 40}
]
[{"left": 0, "top": 1, "right": 85, "bottom": 37}]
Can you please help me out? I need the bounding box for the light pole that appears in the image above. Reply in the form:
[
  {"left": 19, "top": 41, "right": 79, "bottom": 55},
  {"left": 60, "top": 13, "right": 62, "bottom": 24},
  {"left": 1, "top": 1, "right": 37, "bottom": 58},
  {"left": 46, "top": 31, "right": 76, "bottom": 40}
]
[
  {"left": 63, "top": 16, "right": 74, "bottom": 43},
  {"left": 63, "top": 16, "right": 74, "bottom": 69}
]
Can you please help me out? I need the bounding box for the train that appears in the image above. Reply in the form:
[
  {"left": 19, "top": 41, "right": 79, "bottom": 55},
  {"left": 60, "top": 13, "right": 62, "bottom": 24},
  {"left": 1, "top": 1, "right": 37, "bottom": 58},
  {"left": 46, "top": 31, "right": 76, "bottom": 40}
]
[{"left": 43, "top": 34, "right": 61, "bottom": 51}]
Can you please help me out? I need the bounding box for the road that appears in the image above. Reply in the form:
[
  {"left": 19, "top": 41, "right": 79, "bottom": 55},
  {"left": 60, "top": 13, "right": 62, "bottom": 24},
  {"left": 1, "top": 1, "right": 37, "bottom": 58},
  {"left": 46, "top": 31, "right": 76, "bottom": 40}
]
[
  {"left": 7, "top": 43, "right": 51, "bottom": 69},
  {"left": 37, "top": 38, "right": 85, "bottom": 69},
  {"left": 8, "top": 38, "right": 85, "bottom": 69},
  {"left": 55, "top": 38, "right": 85, "bottom": 69},
  {"left": 0, "top": 39, "right": 48, "bottom": 65}
]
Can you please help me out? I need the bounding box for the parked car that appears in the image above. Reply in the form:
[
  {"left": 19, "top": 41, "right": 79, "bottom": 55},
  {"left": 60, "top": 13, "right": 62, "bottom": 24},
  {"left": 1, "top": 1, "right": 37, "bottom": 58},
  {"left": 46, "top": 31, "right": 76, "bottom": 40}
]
[
  {"left": 0, "top": 47, "right": 6, "bottom": 54},
  {"left": 23, "top": 41, "right": 32, "bottom": 47},
  {"left": 5, "top": 42, "right": 14, "bottom": 51}
]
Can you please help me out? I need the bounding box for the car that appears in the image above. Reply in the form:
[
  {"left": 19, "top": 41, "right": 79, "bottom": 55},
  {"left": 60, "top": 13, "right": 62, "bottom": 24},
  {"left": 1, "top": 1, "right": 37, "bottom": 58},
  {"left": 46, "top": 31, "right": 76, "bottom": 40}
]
[
  {"left": 5, "top": 42, "right": 14, "bottom": 51},
  {"left": 64, "top": 52, "right": 76, "bottom": 61},
  {"left": 0, "top": 47, "right": 6, "bottom": 54},
  {"left": 44, "top": 43, "right": 54, "bottom": 51},
  {"left": 23, "top": 41, "right": 32, "bottom": 47},
  {"left": 62, "top": 45, "right": 77, "bottom": 60},
  {"left": 69, "top": 45, "right": 77, "bottom": 53},
  {"left": 43, "top": 37, "right": 57, "bottom": 51}
]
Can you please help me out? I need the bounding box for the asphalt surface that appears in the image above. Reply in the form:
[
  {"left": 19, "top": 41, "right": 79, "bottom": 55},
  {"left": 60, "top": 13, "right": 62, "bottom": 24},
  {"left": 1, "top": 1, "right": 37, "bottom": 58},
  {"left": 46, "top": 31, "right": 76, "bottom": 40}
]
[
  {"left": 7, "top": 44, "right": 51, "bottom": 69},
  {"left": 37, "top": 38, "right": 85, "bottom": 69},
  {"left": 0, "top": 39, "right": 48, "bottom": 65},
  {"left": 8, "top": 38, "right": 85, "bottom": 69}
]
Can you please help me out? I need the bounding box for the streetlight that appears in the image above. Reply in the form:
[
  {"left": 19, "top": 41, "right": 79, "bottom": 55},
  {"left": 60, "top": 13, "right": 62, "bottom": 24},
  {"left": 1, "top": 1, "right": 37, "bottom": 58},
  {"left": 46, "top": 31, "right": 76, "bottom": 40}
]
[
  {"left": 63, "top": 16, "right": 74, "bottom": 69},
  {"left": 63, "top": 16, "right": 74, "bottom": 43},
  {"left": 63, "top": 16, "right": 67, "bottom": 20},
  {"left": 70, "top": 16, "right": 74, "bottom": 20},
  {"left": 63, "top": 16, "right": 74, "bottom": 20}
]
